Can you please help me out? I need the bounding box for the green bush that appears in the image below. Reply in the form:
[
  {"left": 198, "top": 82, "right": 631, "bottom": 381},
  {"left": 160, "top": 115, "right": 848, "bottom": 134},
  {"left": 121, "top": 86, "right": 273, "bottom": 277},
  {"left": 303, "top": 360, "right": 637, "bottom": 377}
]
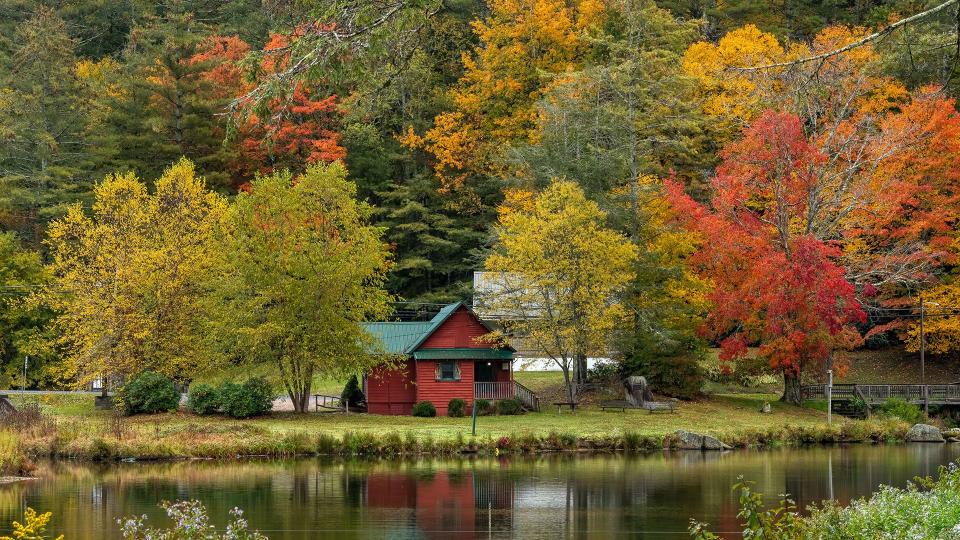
[
  {"left": 341, "top": 375, "right": 365, "bottom": 408},
  {"left": 474, "top": 399, "right": 493, "bottom": 416},
  {"left": 218, "top": 377, "right": 274, "bottom": 419},
  {"left": 187, "top": 384, "right": 220, "bottom": 415},
  {"left": 447, "top": 398, "right": 466, "bottom": 417},
  {"left": 496, "top": 398, "right": 523, "bottom": 415},
  {"left": 119, "top": 371, "right": 180, "bottom": 415},
  {"left": 875, "top": 398, "right": 923, "bottom": 424},
  {"left": 412, "top": 400, "right": 436, "bottom": 417}
]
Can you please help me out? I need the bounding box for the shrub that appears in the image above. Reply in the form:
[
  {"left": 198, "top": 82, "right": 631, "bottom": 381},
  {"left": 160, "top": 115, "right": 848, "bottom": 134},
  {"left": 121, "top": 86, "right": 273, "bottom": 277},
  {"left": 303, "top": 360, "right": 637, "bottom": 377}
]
[
  {"left": 119, "top": 371, "right": 180, "bottom": 415},
  {"left": 875, "top": 398, "right": 923, "bottom": 424},
  {"left": 187, "top": 384, "right": 220, "bottom": 415},
  {"left": 496, "top": 398, "right": 523, "bottom": 415},
  {"left": 341, "top": 375, "right": 365, "bottom": 408},
  {"left": 447, "top": 398, "right": 466, "bottom": 417},
  {"left": 219, "top": 378, "right": 274, "bottom": 419},
  {"left": 412, "top": 400, "right": 436, "bottom": 417},
  {"left": 474, "top": 399, "right": 493, "bottom": 416}
]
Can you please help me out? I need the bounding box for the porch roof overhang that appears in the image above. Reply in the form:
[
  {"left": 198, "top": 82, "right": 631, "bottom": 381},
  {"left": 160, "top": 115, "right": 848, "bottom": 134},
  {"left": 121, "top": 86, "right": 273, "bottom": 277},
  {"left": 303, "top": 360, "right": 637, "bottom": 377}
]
[{"left": 412, "top": 348, "right": 514, "bottom": 361}]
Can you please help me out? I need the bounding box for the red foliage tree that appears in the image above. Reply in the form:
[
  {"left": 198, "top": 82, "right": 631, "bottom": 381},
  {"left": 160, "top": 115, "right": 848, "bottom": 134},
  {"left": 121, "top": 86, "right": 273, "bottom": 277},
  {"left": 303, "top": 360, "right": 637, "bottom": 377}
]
[
  {"left": 236, "top": 33, "right": 346, "bottom": 182},
  {"left": 667, "top": 110, "right": 869, "bottom": 403}
]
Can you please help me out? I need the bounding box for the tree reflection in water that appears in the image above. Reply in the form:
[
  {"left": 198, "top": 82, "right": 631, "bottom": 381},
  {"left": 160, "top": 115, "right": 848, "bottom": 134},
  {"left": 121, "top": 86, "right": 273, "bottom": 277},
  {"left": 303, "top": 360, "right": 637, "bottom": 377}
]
[{"left": 2, "top": 445, "right": 959, "bottom": 539}]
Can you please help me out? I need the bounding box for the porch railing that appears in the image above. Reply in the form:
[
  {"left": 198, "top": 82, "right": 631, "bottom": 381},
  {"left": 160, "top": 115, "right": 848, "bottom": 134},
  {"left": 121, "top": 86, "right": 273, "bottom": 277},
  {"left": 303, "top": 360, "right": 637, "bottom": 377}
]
[{"left": 474, "top": 381, "right": 540, "bottom": 412}]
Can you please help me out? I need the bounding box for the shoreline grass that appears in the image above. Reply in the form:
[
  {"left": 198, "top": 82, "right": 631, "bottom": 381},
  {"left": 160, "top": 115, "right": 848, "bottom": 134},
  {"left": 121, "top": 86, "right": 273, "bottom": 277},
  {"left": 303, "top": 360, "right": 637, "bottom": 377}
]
[{"left": 3, "top": 393, "right": 916, "bottom": 462}]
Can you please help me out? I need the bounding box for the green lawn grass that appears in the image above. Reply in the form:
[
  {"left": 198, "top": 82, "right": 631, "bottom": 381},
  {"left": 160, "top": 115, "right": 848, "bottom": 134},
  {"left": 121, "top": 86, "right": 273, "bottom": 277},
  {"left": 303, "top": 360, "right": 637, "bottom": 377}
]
[{"left": 13, "top": 391, "right": 826, "bottom": 439}]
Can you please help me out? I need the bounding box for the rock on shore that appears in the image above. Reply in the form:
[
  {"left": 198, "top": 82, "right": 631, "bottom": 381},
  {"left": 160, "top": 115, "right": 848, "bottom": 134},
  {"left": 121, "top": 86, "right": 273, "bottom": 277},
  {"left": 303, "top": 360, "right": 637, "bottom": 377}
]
[
  {"left": 668, "top": 430, "right": 732, "bottom": 451},
  {"left": 905, "top": 424, "right": 945, "bottom": 443}
]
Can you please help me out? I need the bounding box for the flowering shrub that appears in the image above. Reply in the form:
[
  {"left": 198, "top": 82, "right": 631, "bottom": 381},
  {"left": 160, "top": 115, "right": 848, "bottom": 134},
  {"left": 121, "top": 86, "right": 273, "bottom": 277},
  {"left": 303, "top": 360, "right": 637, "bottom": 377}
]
[{"left": 119, "top": 500, "right": 267, "bottom": 539}]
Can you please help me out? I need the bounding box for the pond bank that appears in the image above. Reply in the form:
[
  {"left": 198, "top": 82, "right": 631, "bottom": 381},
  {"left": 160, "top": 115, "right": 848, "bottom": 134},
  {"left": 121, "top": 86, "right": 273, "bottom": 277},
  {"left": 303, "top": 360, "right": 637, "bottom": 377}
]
[
  {"left": 3, "top": 392, "right": 927, "bottom": 462},
  {"left": 12, "top": 416, "right": 918, "bottom": 461}
]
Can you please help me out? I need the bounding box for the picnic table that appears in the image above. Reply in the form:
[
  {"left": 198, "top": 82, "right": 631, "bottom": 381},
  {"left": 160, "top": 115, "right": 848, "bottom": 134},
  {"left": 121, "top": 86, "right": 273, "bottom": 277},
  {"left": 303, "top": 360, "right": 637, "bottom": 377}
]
[{"left": 553, "top": 401, "right": 578, "bottom": 413}]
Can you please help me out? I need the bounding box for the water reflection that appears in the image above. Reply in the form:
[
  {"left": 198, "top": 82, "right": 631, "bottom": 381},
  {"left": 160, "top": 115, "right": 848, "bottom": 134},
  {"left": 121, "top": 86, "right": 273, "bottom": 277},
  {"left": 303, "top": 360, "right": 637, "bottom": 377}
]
[{"left": 2, "top": 445, "right": 959, "bottom": 539}]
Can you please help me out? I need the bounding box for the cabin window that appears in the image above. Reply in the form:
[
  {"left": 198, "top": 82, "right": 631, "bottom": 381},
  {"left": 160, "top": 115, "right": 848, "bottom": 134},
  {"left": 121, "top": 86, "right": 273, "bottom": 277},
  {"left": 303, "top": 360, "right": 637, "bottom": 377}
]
[{"left": 436, "top": 361, "right": 460, "bottom": 381}]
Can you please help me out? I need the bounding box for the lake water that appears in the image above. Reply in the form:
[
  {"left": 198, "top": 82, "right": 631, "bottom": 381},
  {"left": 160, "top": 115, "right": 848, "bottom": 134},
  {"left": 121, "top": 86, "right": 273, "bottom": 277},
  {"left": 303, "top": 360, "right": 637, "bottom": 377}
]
[{"left": 3, "top": 445, "right": 960, "bottom": 539}]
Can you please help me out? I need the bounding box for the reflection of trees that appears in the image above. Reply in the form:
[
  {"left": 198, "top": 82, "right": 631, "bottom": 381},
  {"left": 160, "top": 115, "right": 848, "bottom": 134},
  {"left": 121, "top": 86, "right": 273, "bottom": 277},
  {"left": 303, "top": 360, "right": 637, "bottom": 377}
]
[{"left": 4, "top": 447, "right": 960, "bottom": 539}]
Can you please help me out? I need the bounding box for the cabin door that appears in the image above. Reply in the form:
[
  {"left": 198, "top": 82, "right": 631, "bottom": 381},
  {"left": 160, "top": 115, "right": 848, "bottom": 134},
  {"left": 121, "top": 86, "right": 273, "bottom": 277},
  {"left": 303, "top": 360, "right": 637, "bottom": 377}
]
[{"left": 475, "top": 361, "right": 496, "bottom": 383}]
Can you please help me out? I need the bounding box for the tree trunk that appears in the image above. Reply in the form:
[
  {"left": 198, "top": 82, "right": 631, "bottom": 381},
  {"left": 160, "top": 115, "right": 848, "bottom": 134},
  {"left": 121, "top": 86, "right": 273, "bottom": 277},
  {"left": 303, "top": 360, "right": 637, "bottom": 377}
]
[
  {"left": 781, "top": 370, "right": 803, "bottom": 405},
  {"left": 574, "top": 353, "right": 588, "bottom": 385}
]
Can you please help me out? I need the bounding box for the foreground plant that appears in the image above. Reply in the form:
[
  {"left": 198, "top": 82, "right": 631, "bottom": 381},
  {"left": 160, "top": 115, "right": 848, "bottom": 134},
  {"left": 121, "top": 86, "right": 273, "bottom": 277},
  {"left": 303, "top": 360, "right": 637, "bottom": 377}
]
[
  {"left": 1, "top": 508, "right": 63, "bottom": 540},
  {"left": 689, "top": 477, "right": 806, "bottom": 539},
  {"left": 691, "top": 464, "right": 960, "bottom": 539},
  {"left": 119, "top": 500, "right": 267, "bottom": 540}
]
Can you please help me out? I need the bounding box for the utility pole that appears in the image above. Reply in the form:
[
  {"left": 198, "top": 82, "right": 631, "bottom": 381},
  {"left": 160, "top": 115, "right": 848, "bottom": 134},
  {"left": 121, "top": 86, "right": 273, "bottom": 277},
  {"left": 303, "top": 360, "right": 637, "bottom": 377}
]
[
  {"left": 827, "top": 369, "right": 833, "bottom": 425},
  {"left": 921, "top": 296, "right": 929, "bottom": 418}
]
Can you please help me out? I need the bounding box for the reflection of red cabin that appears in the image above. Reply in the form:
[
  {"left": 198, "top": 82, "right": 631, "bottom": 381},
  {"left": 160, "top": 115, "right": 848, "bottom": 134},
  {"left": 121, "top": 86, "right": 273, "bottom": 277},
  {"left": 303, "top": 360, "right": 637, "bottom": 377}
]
[
  {"left": 367, "top": 471, "right": 477, "bottom": 538},
  {"left": 364, "top": 302, "right": 527, "bottom": 416}
]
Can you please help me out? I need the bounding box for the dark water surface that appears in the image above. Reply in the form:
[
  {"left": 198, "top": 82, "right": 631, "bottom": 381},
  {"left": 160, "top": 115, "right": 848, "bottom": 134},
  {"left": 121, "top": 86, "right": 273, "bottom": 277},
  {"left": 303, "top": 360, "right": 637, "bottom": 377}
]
[{"left": 3, "top": 445, "right": 960, "bottom": 539}]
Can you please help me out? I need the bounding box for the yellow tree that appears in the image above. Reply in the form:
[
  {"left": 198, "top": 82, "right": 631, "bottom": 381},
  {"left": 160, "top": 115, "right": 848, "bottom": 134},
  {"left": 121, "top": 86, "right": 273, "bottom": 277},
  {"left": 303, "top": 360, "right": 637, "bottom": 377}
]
[
  {"left": 402, "top": 0, "right": 605, "bottom": 192},
  {"left": 207, "top": 162, "right": 393, "bottom": 413},
  {"left": 44, "top": 159, "right": 226, "bottom": 386},
  {"left": 483, "top": 180, "right": 637, "bottom": 403}
]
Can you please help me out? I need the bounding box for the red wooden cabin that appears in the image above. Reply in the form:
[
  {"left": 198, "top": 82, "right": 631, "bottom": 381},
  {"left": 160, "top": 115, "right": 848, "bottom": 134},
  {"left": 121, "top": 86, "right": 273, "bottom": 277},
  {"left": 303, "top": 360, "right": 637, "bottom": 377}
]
[{"left": 363, "top": 302, "right": 538, "bottom": 415}]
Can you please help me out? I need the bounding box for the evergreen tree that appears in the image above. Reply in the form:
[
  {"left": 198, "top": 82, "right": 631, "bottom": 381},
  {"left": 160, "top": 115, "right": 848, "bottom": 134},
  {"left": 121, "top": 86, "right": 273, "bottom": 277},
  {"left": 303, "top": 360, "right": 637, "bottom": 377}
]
[{"left": 0, "top": 8, "right": 93, "bottom": 246}]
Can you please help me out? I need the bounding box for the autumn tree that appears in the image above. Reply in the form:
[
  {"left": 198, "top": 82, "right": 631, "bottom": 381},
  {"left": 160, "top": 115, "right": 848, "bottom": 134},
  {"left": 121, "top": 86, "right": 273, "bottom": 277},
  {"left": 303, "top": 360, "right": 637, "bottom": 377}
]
[
  {"left": 667, "top": 111, "right": 875, "bottom": 403},
  {"left": 207, "top": 162, "right": 392, "bottom": 413},
  {"left": 44, "top": 159, "right": 226, "bottom": 386},
  {"left": 685, "top": 25, "right": 960, "bottom": 299},
  {"left": 403, "top": 0, "right": 605, "bottom": 192},
  {"left": 483, "top": 180, "right": 637, "bottom": 403},
  {"left": 231, "top": 32, "right": 347, "bottom": 183}
]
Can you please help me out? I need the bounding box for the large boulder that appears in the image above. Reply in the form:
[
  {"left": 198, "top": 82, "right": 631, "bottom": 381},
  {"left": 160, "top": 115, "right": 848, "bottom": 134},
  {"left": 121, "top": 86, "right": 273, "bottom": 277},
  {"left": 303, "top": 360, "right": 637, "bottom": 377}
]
[
  {"left": 702, "top": 434, "right": 733, "bottom": 451},
  {"left": 670, "top": 430, "right": 704, "bottom": 450},
  {"left": 905, "top": 423, "right": 945, "bottom": 443},
  {"left": 668, "top": 430, "right": 731, "bottom": 451}
]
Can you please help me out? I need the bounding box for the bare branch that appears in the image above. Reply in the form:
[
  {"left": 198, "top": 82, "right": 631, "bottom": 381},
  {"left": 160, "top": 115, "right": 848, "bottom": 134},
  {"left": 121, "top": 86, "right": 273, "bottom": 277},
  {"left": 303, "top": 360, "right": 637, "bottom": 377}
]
[{"left": 735, "top": 0, "right": 959, "bottom": 71}]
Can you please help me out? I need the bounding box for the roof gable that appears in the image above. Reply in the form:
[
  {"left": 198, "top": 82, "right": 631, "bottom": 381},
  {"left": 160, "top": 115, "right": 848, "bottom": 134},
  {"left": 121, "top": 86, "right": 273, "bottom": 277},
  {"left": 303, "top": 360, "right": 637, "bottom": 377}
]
[{"left": 362, "top": 302, "right": 513, "bottom": 356}]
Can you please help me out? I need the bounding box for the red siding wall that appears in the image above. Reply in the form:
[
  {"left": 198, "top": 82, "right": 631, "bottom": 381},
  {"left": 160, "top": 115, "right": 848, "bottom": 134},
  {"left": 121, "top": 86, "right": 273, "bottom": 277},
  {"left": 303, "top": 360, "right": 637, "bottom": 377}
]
[
  {"left": 416, "top": 360, "right": 474, "bottom": 415},
  {"left": 496, "top": 361, "right": 512, "bottom": 382},
  {"left": 420, "top": 307, "right": 490, "bottom": 349},
  {"left": 366, "top": 359, "right": 416, "bottom": 415}
]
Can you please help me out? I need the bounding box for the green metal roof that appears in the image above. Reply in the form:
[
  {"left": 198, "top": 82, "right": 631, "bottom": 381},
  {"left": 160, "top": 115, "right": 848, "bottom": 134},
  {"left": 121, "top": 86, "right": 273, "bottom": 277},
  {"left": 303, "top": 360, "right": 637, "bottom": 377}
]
[
  {"left": 413, "top": 348, "right": 514, "bottom": 360},
  {"left": 362, "top": 322, "right": 432, "bottom": 354},
  {"left": 363, "top": 302, "right": 514, "bottom": 357}
]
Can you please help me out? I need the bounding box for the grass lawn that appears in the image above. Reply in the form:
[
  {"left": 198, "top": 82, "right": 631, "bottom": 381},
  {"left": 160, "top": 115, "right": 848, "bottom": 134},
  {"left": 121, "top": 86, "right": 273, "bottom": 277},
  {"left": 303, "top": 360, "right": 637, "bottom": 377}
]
[{"left": 15, "top": 392, "right": 823, "bottom": 440}]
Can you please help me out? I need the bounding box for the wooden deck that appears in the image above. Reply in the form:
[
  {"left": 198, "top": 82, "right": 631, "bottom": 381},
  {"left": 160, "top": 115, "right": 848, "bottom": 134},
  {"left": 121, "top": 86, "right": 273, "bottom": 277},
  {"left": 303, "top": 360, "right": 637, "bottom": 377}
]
[
  {"left": 474, "top": 381, "right": 540, "bottom": 412},
  {"left": 802, "top": 384, "right": 960, "bottom": 405}
]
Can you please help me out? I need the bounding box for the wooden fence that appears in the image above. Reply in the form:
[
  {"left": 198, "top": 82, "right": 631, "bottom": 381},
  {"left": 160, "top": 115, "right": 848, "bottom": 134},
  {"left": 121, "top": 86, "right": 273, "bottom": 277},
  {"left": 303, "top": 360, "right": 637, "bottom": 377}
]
[{"left": 802, "top": 384, "right": 960, "bottom": 405}]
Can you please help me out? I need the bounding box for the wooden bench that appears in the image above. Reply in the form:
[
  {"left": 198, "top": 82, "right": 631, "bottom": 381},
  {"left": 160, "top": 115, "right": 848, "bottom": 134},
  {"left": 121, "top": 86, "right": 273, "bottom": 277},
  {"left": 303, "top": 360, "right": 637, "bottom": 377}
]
[
  {"left": 642, "top": 401, "right": 676, "bottom": 413},
  {"left": 600, "top": 400, "right": 634, "bottom": 412},
  {"left": 553, "top": 401, "right": 578, "bottom": 413}
]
